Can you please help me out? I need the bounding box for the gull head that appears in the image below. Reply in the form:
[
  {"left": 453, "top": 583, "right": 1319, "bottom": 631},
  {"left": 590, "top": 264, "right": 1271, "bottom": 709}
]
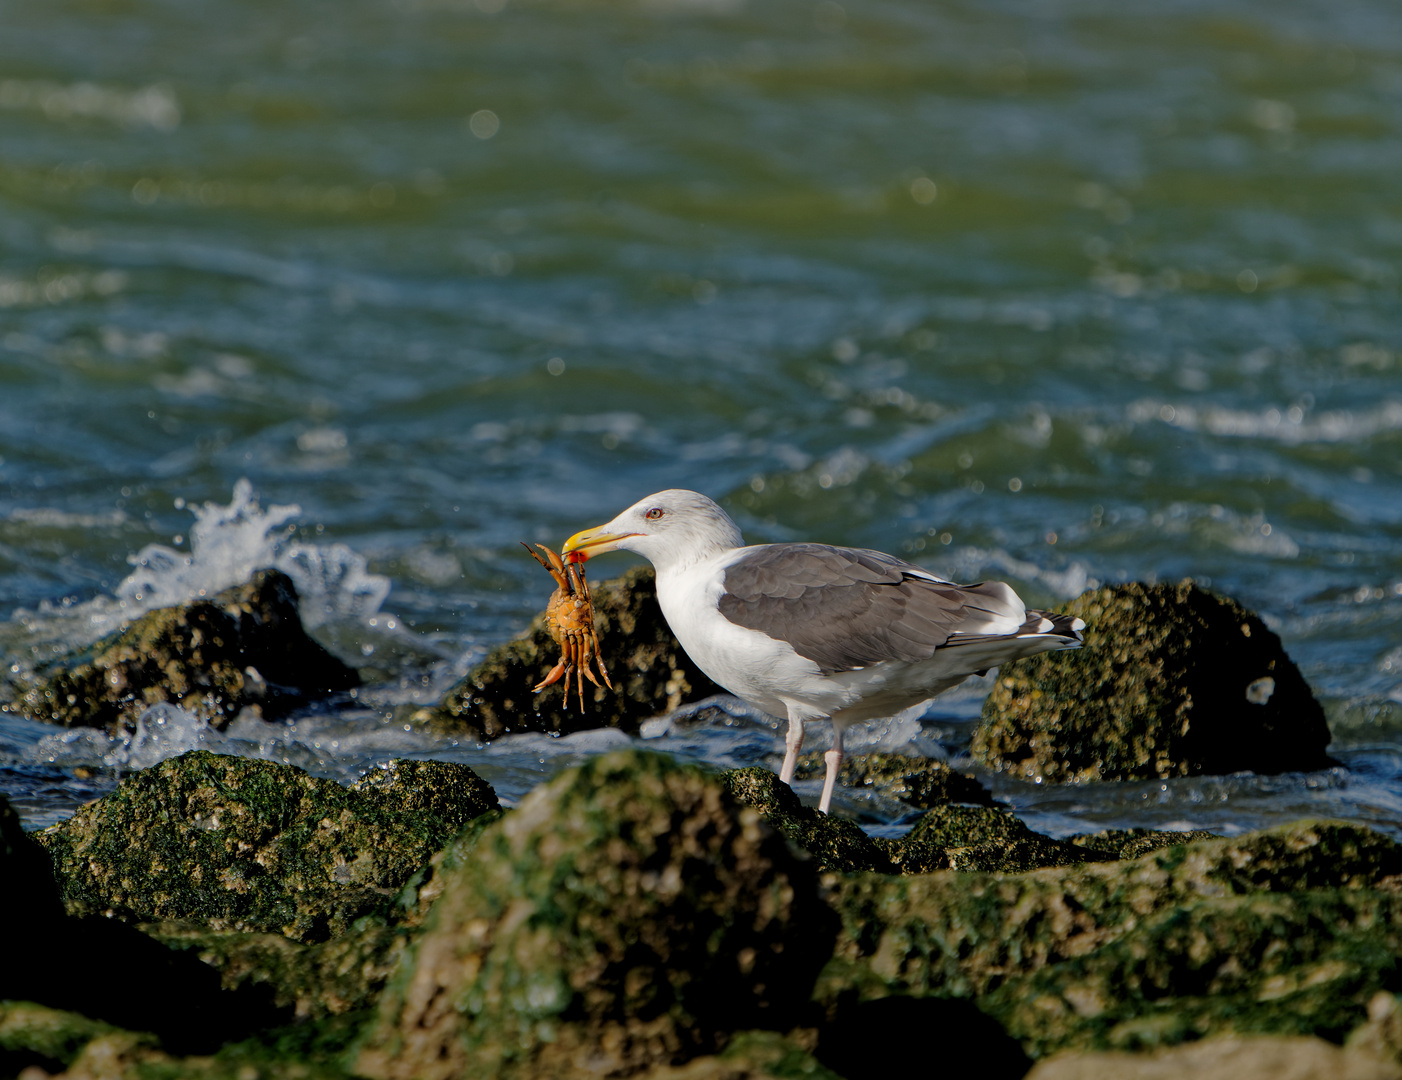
[{"left": 563, "top": 489, "right": 744, "bottom": 572}]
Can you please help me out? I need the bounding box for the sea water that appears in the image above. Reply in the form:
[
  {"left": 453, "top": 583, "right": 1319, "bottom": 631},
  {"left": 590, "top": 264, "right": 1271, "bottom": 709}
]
[{"left": 1, "top": 0, "right": 1400, "bottom": 836}]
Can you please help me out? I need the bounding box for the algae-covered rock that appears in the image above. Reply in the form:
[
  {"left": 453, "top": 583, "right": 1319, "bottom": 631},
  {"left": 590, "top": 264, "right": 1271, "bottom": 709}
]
[
  {"left": 0, "top": 1000, "right": 359, "bottom": 1080},
  {"left": 723, "top": 766, "right": 895, "bottom": 873},
  {"left": 792, "top": 752, "right": 997, "bottom": 809},
  {"left": 12, "top": 569, "right": 359, "bottom": 735},
  {"left": 36, "top": 751, "right": 499, "bottom": 942},
  {"left": 973, "top": 581, "right": 1332, "bottom": 782},
  {"left": 903, "top": 805, "right": 1114, "bottom": 872},
  {"left": 820, "top": 820, "right": 1402, "bottom": 1005},
  {"left": 1065, "top": 827, "right": 1223, "bottom": 860},
  {"left": 426, "top": 566, "right": 720, "bottom": 739},
  {"left": 143, "top": 919, "right": 406, "bottom": 1022},
  {"left": 355, "top": 750, "right": 836, "bottom": 1080},
  {"left": 985, "top": 890, "right": 1402, "bottom": 1059},
  {"left": 1027, "top": 1034, "right": 1402, "bottom": 1080}
]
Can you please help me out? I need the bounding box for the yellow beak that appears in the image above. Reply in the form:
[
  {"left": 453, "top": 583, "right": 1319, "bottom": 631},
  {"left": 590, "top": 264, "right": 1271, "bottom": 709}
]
[{"left": 561, "top": 525, "right": 639, "bottom": 562}]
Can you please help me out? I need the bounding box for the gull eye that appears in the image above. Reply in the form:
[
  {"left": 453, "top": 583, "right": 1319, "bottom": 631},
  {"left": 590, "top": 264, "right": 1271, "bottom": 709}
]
[{"left": 645, "top": 507, "right": 664, "bottom": 521}]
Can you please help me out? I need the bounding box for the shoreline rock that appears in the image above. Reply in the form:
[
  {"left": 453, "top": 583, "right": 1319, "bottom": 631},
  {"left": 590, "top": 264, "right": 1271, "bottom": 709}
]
[
  {"left": 6, "top": 569, "right": 359, "bottom": 735},
  {"left": 974, "top": 581, "right": 1334, "bottom": 783}
]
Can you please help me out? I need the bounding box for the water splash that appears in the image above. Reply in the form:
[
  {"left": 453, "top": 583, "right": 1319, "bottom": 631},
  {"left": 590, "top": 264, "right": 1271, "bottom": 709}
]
[{"left": 13, "top": 480, "right": 391, "bottom": 653}]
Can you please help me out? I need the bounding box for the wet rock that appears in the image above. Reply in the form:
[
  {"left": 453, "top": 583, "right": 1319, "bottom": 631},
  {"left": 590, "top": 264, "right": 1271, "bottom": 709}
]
[
  {"left": 820, "top": 820, "right": 1402, "bottom": 1005},
  {"left": 1026, "top": 1034, "right": 1402, "bottom": 1080},
  {"left": 35, "top": 751, "right": 499, "bottom": 942},
  {"left": 355, "top": 750, "right": 837, "bottom": 1080},
  {"left": 984, "top": 890, "right": 1402, "bottom": 1060},
  {"left": 974, "top": 581, "right": 1333, "bottom": 783},
  {"left": 903, "top": 805, "right": 1115, "bottom": 872},
  {"left": 425, "top": 566, "right": 720, "bottom": 740},
  {"left": 350, "top": 756, "right": 499, "bottom": 830},
  {"left": 11, "top": 569, "right": 359, "bottom": 735},
  {"left": 722, "top": 766, "right": 895, "bottom": 873},
  {"left": 792, "top": 752, "right": 997, "bottom": 809}
]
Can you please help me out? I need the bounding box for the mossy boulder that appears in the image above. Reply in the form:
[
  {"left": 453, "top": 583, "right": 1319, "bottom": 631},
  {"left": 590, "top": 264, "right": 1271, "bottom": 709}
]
[
  {"left": 355, "top": 750, "right": 837, "bottom": 1080},
  {"left": 985, "top": 890, "right": 1402, "bottom": 1059},
  {"left": 820, "top": 820, "right": 1402, "bottom": 1006},
  {"left": 11, "top": 569, "right": 359, "bottom": 735},
  {"left": 425, "top": 566, "right": 720, "bottom": 739},
  {"left": 902, "top": 805, "right": 1114, "bottom": 873},
  {"left": 973, "top": 581, "right": 1333, "bottom": 783},
  {"left": 792, "top": 752, "right": 997, "bottom": 810},
  {"left": 722, "top": 766, "right": 896, "bottom": 873},
  {"left": 35, "top": 751, "right": 499, "bottom": 942}
]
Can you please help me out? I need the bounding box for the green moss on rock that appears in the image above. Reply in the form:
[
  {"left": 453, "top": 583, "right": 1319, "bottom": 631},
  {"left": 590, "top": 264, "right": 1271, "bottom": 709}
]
[
  {"left": 11, "top": 570, "right": 358, "bottom": 735},
  {"left": 792, "top": 753, "right": 997, "bottom": 810},
  {"left": 35, "top": 751, "right": 499, "bottom": 942},
  {"left": 983, "top": 890, "right": 1402, "bottom": 1059},
  {"left": 1065, "top": 827, "right": 1224, "bottom": 860},
  {"left": 355, "top": 750, "right": 837, "bottom": 1080},
  {"left": 973, "top": 582, "right": 1332, "bottom": 782},
  {"left": 426, "top": 566, "right": 720, "bottom": 739},
  {"left": 722, "top": 767, "right": 895, "bottom": 873},
  {"left": 820, "top": 820, "right": 1402, "bottom": 1005},
  {"left": 903, "top": 805, "right": 1115, "bottom": 873}
]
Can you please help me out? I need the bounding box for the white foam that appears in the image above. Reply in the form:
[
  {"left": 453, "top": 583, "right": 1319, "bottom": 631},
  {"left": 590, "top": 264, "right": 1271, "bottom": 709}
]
[
  {"left": 15, "top": 479, "right": 391, "bottom": 650},
  {"left": 29, "top": 702, "right": 212, "bottom": 772}
]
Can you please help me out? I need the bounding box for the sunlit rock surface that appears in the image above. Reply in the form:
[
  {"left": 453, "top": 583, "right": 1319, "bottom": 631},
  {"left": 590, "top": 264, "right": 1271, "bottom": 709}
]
[
  {"left": 974, "top": 581, "right": 1333, "bottom": 782},
  {"left": 35, "top": 750, "right": 498, "bottom": 941},
  {"left": 9, "top": 569, "right": 359, "bottom": 736},
  {"left": 1025, "top": 1033, "right": 1402, "bottom": 1080},
  {"left": 355, "top": 750, "right": 835, "bottom": 1080},
  {"left": 820, "top": 820, "right": 1402, "bottom": 1014},
  {"left": 427, "top": 566, "right": 720, "bottom": 740}
]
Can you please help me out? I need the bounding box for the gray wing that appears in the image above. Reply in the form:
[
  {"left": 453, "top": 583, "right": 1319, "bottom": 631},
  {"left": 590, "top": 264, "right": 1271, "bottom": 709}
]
[{"left": 716, "top": 543, "right": 1027, "bottom": 675}]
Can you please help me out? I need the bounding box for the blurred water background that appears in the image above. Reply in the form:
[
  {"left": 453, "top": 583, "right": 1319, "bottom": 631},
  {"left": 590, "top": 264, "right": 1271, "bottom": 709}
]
[{"left": 2, "top": 0, "right": 1400, "bottom": 837}]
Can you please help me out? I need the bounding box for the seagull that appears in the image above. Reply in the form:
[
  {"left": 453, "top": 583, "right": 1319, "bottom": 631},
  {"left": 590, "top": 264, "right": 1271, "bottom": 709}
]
[{"left": 562, "top": 489, "right": 1084, "bottom": 814}]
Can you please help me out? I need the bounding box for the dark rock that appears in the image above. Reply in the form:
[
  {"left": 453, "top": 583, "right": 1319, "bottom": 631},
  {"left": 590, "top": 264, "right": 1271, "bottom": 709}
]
[
  {"left": 983, "top": 890, "right": 1402, "bottom": 1059},
  {"left": 35, "top": 751, "right": 499, "bottom": 942},
  {"left": 144, "top": 918, "right": 406, "bottom": 1022},
  {"left": 354, "top": 750, "right": 837, "bottom": 1080},
  {"left": 793, "top": 752, "right": 998, "bottom": 809},
  {"left": 425, "top": 565, "right": 720, "bottom": 739},
  {"left": 819, "top": 820, "right": 1402, "bottom": 1007},
  {"left": 818, "top": 995, "right": 1032, "bottom": 1080},
  {"left": 630, "top": 1031, "right": 845, "bottom": 1080},
  {"left": 722, "top": 766, "right": 895, "bottom": 873},
  {"left": 10, "top": 569, "right": 359, "bottom": 735},
  {"left": 973, "top": 581, "right": 1333, "bottom": 783}
]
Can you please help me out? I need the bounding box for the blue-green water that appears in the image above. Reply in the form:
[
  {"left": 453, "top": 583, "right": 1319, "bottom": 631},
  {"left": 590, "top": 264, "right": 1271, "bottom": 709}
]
[{"left": 2, "top": 0, "right": 1400, "bottom": 835}]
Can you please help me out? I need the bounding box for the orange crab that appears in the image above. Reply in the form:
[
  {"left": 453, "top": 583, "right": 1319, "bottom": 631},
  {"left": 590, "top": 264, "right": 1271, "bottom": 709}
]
[{"left": 522, "top": 542, "right": 614, "bottom": 710}]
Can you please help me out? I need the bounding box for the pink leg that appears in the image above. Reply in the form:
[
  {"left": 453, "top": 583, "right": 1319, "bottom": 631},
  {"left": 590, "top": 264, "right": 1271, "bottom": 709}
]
[
  {"left": 818, "top": 725, "right": 845, "bottom": 815},
  {"left": 778, "top": 714, "right": 804, "bottom": 786}
]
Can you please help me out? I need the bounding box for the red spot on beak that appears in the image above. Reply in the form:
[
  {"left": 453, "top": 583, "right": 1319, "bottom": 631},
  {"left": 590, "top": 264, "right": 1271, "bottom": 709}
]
[{"left": 565, "top": 550, "right": 588, "bottom": 564}]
